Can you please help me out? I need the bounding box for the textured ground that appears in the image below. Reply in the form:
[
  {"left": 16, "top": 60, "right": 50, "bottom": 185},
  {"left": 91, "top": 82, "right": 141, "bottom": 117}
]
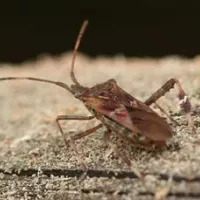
[{"left": 0, "top": 53, "right": 200, "bottom": 199}]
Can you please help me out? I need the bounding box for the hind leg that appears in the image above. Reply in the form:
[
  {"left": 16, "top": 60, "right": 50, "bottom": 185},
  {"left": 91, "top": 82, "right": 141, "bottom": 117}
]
[{"left": 144, "top": 78, "right": 195, "bottom": 133}]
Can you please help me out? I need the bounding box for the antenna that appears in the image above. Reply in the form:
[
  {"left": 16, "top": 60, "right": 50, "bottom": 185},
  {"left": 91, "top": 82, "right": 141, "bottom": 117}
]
[
  {"left": 70, "top": 20, "right": 89, "bottom": 86},
  {"left": 0, "top": 77, "right": 73, "bottom": 94}
]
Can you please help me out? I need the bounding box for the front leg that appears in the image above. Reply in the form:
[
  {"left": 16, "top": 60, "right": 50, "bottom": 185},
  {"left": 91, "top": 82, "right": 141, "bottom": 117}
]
[
  {"left": 56, "top": 115, "right": 103, "bottom": 169},
  {"left": 56, "top": 115, "right": 95, "bottom": 146},
  {"left": 145, "top": 78, "right": 194, "bottom": 132}
]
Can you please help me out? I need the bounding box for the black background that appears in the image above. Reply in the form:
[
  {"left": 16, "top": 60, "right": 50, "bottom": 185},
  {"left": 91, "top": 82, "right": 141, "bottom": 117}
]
[{"left": 1, "top": 2, "right": 200, "bottom": 63}]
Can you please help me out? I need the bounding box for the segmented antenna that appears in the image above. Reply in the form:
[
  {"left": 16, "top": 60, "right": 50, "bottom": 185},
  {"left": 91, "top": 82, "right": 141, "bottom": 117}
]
[
  {"left": 0, "top": 77, "right": 73, "bottom": 94},
  {"left": 70, "top": 20, "right": 89, "bottom": 86}
]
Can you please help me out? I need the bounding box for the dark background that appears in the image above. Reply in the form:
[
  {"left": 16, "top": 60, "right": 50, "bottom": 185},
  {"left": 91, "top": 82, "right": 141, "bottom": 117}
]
[{"left": 1, "top": 2, "right": 200, "bottom": 63}]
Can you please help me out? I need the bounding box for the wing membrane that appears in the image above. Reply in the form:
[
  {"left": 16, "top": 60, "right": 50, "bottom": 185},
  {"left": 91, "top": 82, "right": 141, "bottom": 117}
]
[{"left": 84, "top": 97, "right": 172, "bottom": 141}]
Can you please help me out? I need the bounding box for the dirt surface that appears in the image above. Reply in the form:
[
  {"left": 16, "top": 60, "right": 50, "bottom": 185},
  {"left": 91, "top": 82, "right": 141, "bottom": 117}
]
[{"left": 0, "top": 53, "right": 200, "bottom": 199}]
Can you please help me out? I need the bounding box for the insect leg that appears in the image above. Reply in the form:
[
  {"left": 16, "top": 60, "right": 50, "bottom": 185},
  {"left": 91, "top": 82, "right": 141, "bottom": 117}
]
[
  {"left": 56, "top": 115, "right": 103, "bottom": 170},
  {"left": 71, "top": 123, "right": 103, "bottom": 140},
  {"left": 56, "top": 115, "right": 95, "bottom": 146},
  {"left": 103, "top": 129, "right": 142, "bottom": 178},
  {"left": 154, "top": 102, "right": 179, "bottom": 126},
  {"left": 145, "top": 78, "right": 194, "bottom": 132}
]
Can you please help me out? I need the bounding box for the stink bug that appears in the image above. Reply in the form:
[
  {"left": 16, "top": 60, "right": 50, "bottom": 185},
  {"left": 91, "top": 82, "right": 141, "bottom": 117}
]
[{"left": 0, "top": 20, "right": 195, "bottom": 173}]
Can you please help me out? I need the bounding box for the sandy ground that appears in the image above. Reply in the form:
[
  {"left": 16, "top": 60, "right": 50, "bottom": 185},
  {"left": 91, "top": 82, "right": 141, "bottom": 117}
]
[{"left": 0, "top": 53, "right": 200, "bottom": 199}]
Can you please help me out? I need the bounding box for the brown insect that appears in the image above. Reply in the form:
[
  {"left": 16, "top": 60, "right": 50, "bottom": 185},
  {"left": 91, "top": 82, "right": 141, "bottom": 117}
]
[{"left": 0, "top": 20, "right": 195, "bottom": 175}]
